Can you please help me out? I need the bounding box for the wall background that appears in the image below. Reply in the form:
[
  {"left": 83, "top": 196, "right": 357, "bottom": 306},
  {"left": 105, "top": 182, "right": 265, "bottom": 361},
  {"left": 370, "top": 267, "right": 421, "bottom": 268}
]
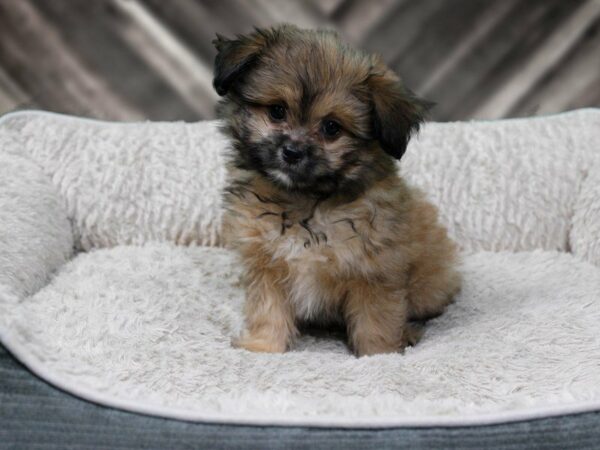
[{"left": 0, "top": 0, "right": 598, "bottom": 122}]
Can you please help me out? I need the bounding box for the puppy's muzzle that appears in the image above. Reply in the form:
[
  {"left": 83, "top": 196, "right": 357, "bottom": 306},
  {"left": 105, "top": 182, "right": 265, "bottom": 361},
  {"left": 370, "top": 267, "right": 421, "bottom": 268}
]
[{"left": 281, "top": 143, "right": 305, "bottom": 165}]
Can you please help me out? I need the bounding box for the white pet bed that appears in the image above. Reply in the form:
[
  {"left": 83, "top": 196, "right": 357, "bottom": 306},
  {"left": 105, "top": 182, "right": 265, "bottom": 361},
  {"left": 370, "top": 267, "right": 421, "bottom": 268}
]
[{"left": 0, "top": 109, "right": 599, "bottom": 428}]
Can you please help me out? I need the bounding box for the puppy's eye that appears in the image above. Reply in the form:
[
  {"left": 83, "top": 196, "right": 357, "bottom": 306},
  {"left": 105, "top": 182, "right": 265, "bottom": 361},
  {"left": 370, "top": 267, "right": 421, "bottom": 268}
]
[
  {"left": 321, "top": 120, "right": 341, "bottom": 139},
  {"left": 268, "top": 104, "right": 286, "bottom": 122}
]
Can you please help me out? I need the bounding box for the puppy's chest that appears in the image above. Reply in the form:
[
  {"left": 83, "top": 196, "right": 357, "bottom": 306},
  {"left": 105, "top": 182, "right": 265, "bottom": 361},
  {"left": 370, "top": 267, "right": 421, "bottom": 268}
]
[
  {"left": 248, "top": 205, "right": 361, "bottom": 320},
  {"left": 225, "top": 188, "right": 389, "bottom": 320},
  {"left": 257, "top": 207, "right": 359, "bottom": 264}
]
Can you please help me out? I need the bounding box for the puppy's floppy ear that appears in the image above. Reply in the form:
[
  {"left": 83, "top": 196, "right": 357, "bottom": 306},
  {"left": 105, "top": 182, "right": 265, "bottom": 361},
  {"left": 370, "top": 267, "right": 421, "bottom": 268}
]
[
  {"left": 368, "top": 63, "right": 431, "bottom": 159},
  {"left": 212, "top": 29, "right": 271, "bottom": 96}
]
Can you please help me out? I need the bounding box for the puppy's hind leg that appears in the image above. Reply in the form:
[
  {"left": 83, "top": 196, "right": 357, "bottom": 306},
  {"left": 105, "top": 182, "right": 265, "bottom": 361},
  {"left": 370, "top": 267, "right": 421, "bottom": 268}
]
[{"left": 407, "top": 260, "right": 462, "bottom": 322}]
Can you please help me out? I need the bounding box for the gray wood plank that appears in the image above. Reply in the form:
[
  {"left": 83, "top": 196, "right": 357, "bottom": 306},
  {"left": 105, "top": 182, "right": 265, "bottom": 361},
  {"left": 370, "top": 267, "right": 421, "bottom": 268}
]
[
  {"left": 471, "top": 0, "right": 600, "bottom": 119},
  {"left": 510, "top": 17, "right": 600, "bottom": 117},
  {"left": 0, "top": 0, "right": 597, "bottom": 121},
  {"left": 361, "top": 0, "right": 444, "bottom": 64},
  {"left": 335, "top": 0, "right": 405, "bottom": 44},
  {"left": 30, "top": 0, "right": 200, "bottom": 121},
  {"left": 389, "top": 0, "right": 518, "bottom": 93},
  {"left": 0, "top": 0, "right": 143, "bottom": 120},
  {"left": 109, "top": 0, "right": 218, "bottom": 119},
  {"left": 0, "top": 66, "right": 31, "bottom": 115},
  {"left": 423, "top": 0, "right": 581, "bottom": 120},
  {"left": 141, "top": 0, "right": 239, "bottom": 61}
]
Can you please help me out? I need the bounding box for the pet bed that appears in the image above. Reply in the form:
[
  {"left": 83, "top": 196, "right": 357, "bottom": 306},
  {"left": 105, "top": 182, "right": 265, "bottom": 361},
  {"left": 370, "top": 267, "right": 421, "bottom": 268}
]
[{"left": 0, "top": 109, "right": 599, "bottom": 431}]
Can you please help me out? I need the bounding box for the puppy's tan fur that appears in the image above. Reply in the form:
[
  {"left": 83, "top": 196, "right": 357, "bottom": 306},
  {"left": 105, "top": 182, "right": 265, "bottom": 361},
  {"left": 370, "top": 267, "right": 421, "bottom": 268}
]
[{"left": 214, "top": 25, "right": 461, "bottom": 356}]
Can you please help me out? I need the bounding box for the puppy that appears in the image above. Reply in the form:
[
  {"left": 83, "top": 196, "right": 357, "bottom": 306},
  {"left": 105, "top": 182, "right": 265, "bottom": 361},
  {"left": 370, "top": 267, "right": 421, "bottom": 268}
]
[{"left": 213, "top": 25, "right": 461, "bottom": 357}]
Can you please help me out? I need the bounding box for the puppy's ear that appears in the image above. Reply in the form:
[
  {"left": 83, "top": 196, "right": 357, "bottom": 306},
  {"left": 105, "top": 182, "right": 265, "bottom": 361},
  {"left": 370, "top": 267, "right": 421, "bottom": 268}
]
[
  {"left": 212, "top": 29, "right": 271, "bottom": 96},
  {"left": 368, "top": 64, "right": 430, "bottom": 159}
]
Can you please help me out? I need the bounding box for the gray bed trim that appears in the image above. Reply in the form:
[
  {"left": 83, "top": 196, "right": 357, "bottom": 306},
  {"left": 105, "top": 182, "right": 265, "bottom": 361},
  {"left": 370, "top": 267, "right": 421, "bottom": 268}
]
[{"left": 2, "top": 345, "right": 599, "bottom": 450}]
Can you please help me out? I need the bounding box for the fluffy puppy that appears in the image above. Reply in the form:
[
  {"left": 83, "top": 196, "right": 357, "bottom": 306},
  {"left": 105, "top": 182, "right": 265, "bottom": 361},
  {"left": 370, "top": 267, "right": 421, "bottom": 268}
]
[{"left": 213, "top": 24, "right": 461, "bottom": 357}]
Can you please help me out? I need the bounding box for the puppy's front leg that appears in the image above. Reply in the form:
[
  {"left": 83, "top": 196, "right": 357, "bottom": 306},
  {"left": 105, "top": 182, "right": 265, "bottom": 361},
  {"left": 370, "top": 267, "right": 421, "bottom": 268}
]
[
  {"left": 344, "top": 283, "right": 412, "bottom": 357},
  {"left": 234, "top": 267, "right": 296, "bottom": 353}
]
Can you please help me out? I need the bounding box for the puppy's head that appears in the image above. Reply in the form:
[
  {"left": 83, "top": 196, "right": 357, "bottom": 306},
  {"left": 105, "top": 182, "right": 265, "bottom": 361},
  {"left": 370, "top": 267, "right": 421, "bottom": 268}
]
[{"left": 213, "top": 24, "right": 428, "bottom": 197}]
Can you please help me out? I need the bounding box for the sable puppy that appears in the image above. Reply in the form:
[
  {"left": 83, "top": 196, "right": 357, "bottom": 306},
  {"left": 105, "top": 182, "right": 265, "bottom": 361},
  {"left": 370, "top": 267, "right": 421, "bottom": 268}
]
[{"left": 214, "top": 24, "right": 461, "bottom": 357}]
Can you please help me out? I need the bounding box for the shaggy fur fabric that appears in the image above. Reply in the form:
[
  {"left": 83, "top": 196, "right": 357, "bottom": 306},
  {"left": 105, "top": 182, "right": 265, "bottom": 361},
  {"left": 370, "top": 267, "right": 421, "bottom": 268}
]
[
  {"left": 0, "top": 109, "right": 599, "bottom": 427},
  {"left": 570, "top": 157, "right": 600, "bottom": 267}
]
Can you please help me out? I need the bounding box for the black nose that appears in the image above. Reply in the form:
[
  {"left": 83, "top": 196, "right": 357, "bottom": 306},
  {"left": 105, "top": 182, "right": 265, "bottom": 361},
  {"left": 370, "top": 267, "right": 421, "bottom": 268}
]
[{"left": 281, "top": 144, "right": 304, "bottom": 164}]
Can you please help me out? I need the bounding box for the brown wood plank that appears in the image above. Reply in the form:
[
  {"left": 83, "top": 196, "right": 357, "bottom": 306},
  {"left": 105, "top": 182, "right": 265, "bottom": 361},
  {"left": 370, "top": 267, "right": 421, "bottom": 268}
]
[
  {"left": 245, "top": 0, "right": 327, "bottom": 29},
  {"left": 30, "top": 0, "right": 200, "bottom": 121},
  {"left": 471, "top": 0, "right": 600, "bottom": 119},
  {"left": 109, "top": 0, "right": 217, "bottom": 119},
  {"left": 0, "top": 0, "right": 597, "bottom": 121},
  {"left": 422, "top": 0, "right": 582, "bottom": 120},
  {"left": 415, "top": 1, "right": 516, "bottom": 98},
  {"left": 140, "top": 0, "right": 325, "bottom": 82},
  {"left": 141, "top": 0, "right": 239, "bottom": 61},
  {"left": 0, "top": 0, "right": 143, "bottom": 120},
  {"left": 510, "top": 17, "right": 600, "bottom": 117},
  {"left": 389, "top": 0, "right": 515, "bottom": 92},
  {"left": 360, "top": 0, "right": 444, "bottom": 64},
  {"left": 0, "top": 66, "right": 32, "bottom": 115},
  {"left": 307, "top": 0, "right": 346, "bottom": 18},
  {"left": 334, "top": 0, "right": 403, "bottom": 44}
]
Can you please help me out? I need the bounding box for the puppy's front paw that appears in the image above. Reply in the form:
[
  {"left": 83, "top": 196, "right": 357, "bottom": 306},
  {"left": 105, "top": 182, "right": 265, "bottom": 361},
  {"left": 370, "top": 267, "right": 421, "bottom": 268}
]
[
  {"left": 352, "top": 325, "right": 423, "bottom": 357},
  {"left": 232, "top": 334, "right": 287, "bottom": 353},
  {"left": 353, "top": 342, "right": 400, "bottom": 357}
]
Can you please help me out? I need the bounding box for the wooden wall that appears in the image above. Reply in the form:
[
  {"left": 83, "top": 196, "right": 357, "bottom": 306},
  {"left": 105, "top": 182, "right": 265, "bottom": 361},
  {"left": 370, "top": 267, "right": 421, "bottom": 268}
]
[{"left": 0, "top": 0, "right": 598, "bottom": 122}]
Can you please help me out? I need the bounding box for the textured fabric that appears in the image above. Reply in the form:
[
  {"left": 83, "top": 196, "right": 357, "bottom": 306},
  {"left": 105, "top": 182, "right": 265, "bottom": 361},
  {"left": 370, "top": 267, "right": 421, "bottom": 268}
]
[
  {"left": 0, "top": 109, "right": 600, "bottom": 429},
  {"left": 570, "top": 158, "right": 600, "bottom": 266},
  {"left": 0, "top": 152, "right": 73, "bottom": 302},
  {"left": 2, "top": 346, "right": 600, "bottom": 450},
  {"left": 1, "top": 113, "right": 229, "bottom": 250},
  {"left": 0, "top": 110, "right": 598, "bottom": 254},
  {"left": 3, "top": 244, "right": 600, "bottom": 426},
  {"left": 402, "top": 113, "right": 598, "bottom": 253}
]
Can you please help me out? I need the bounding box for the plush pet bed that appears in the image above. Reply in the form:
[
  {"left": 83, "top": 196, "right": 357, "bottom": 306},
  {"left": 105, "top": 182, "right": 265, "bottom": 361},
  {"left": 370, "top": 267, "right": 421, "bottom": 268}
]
[{"left": 0, "top": 109, "right": 599, "bottom": 429}]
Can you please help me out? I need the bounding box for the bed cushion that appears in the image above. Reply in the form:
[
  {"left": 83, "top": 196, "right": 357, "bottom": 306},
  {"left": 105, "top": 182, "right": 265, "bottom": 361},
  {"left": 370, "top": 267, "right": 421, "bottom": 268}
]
[
  {"left": 402, "top": 113, "right": 597, "bottom": 253},
  {"left": 0, "top": 109, "right": 599, "bottom": 429},
  {"left": 0, "top": 114, "right": 229, "bottom": 250},
  {"left": 3, "top": 344, "right": 600, "bottom": 450},
  {"left": 1, "top": 110, "right": 598, "bottom": 253},
  {"left": 570, "top": 158, "right": 600, "bottom": 266},
  {"left": 3, "top": 244, "right": 600, "bottom": 426},
  {"left": 0, "top": 152, "right": 73, "bottom": 302}
]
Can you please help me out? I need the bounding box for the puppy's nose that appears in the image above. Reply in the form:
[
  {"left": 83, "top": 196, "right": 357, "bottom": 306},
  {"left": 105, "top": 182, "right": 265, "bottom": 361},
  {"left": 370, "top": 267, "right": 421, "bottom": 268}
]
[{"left": 281, "top": 144, "right": 304, "bottom": 165}]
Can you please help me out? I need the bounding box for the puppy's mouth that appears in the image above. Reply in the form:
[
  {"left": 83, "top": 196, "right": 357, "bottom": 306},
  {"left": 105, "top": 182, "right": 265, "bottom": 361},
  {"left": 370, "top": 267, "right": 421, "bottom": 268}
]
[
  {"left": 241, "top": 136, "right": 338, "bottom": 195},
  {"left": 268, "top": 161, "right": 310, "bottom": 189},
  {"left": 267, "top": 162, "right": 337, "bottom": 196},
  {"left": 268, "top": 168, "right": 295, "bottom": 188}
]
